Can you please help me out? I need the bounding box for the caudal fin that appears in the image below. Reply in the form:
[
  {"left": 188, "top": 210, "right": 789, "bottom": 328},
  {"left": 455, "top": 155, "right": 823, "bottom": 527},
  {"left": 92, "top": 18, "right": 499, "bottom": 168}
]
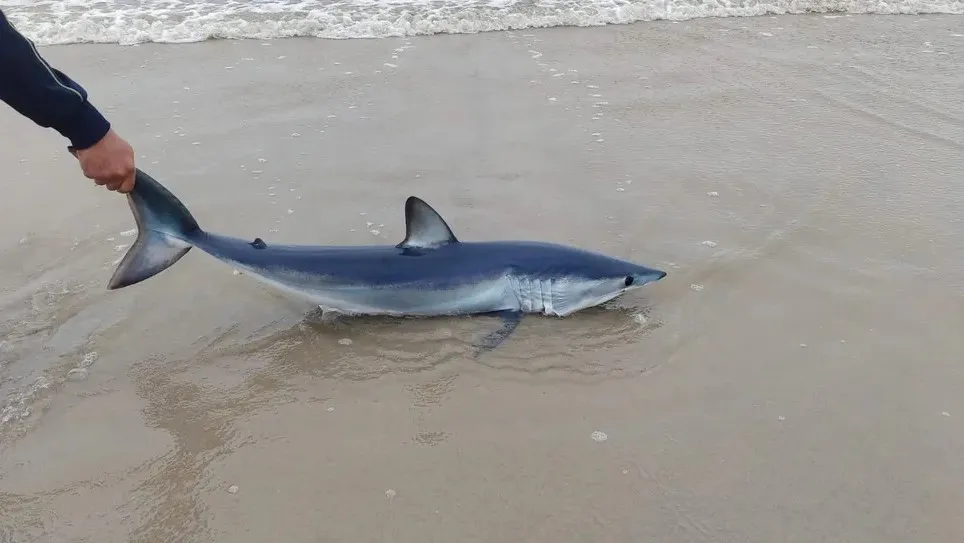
[{"left": 107, "top": 169, "right": 201, "bottom": 290}]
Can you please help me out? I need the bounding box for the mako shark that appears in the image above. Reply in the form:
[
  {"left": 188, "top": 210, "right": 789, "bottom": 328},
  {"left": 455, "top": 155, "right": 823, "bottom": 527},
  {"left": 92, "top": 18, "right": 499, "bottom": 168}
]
[{"left": 107, "top": 169, "right": 667, "bottom": 352}]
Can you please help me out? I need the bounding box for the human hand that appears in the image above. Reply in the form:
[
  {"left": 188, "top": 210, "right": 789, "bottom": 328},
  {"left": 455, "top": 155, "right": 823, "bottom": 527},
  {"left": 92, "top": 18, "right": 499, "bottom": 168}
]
[{"left": 73, "top": 129, "right": 136, "bottom": 193}]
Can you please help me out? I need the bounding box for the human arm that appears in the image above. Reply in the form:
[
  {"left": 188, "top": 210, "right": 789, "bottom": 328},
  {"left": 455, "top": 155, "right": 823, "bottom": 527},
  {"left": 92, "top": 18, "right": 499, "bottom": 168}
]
[{"left": 0, "top": 9, "right": 135, "bottom": 192}]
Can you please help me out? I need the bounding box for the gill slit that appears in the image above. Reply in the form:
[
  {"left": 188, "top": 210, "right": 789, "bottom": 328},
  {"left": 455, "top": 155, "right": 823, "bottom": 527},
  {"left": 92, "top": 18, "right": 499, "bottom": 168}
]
[{"left": 508, "top": 275, "right": 553, "bottom": 315}]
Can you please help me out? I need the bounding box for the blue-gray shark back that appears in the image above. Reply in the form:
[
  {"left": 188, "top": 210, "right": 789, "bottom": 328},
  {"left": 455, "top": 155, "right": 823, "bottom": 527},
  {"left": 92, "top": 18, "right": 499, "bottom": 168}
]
[{"left": 111, "top": 169, "right": 667, "bottom": 352}]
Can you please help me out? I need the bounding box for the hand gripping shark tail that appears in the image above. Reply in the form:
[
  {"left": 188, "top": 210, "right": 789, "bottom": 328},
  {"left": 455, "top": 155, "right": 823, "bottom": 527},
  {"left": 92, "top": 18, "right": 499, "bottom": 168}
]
[{"left": 107, "top": 168, "right": 202, "bottom": 290}]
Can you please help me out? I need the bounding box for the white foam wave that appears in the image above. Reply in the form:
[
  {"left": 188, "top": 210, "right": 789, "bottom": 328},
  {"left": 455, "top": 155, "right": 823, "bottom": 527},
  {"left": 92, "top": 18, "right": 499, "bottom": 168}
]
[{"left": 1, "top": 0, "right": 961, "bottom": 46}]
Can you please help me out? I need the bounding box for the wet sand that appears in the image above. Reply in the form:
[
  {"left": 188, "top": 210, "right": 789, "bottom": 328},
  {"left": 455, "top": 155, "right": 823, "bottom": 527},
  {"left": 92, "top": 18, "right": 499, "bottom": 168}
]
[{"left": 2, "top": 14, "right": 964, "bottom": 542}]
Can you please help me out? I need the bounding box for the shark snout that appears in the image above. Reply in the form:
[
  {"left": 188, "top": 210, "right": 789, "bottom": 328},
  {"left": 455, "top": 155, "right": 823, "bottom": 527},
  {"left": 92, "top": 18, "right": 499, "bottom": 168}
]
[{"left": 633, "top": 267, "right": 667, "bottom": 285}]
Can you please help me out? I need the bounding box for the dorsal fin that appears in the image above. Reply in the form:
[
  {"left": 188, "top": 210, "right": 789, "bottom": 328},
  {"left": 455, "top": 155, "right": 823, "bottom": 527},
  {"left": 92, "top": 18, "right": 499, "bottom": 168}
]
[{"left": 396, "top": 196, "right": 459, "bottom": 250}]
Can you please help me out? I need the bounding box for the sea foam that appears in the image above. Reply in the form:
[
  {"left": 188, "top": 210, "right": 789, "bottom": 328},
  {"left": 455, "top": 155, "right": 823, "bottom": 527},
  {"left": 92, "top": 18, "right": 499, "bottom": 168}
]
[{"left": 1, "top": 0, "right": 961, "bottom": 46}]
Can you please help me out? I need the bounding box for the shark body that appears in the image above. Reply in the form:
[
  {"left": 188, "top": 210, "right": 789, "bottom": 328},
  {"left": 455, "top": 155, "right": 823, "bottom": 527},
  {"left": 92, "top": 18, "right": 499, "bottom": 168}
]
[{"left": 109, "top": 170, "right": 667, "bottom": 351}]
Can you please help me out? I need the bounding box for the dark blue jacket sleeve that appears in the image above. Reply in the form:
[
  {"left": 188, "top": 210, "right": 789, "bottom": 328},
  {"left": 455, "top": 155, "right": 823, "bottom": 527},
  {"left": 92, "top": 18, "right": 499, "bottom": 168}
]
[{"left": 0, "top": 9, "right": 111, "bottom": 150}]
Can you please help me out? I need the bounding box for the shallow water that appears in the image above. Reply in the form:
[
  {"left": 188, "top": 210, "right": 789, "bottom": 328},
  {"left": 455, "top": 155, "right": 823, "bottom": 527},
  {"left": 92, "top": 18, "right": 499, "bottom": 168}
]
[{"left": 2, "top": 15, "right": 964, "bottom": 542}]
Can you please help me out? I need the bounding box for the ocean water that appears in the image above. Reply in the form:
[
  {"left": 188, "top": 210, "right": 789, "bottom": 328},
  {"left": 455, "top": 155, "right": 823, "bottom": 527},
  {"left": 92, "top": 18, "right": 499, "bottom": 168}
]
[{"left": 1, "top": 0, "right": 961, "bottom": 45}]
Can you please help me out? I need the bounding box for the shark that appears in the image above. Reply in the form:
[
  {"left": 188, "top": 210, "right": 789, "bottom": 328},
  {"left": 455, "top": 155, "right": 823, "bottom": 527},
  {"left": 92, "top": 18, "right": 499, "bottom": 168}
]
[{"left": 107, "top": 169, "right": 667, "bottom": 352}]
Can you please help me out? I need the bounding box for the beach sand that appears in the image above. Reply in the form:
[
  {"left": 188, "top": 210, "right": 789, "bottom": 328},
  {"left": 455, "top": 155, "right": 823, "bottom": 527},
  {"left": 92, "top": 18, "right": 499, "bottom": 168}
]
[{"left": 2, "top": 14, "right": 964, "bottom": 542}]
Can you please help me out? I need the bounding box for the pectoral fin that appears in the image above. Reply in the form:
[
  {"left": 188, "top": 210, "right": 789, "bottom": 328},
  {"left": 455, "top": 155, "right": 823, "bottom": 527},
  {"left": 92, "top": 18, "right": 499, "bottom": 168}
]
[{"left": 473, "top": 310, "right": 523, "bottom": 356}]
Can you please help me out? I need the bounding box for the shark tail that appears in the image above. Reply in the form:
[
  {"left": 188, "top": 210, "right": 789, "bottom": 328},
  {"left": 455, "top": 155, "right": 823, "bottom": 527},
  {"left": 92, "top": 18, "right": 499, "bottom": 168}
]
[{"left": 107, "top": 169, "right": 202, "bottom": 290}]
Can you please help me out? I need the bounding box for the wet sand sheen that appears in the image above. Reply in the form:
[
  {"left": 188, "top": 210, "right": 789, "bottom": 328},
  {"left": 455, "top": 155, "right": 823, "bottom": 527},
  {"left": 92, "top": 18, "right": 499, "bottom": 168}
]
[{"left": 2, "top": 14, "right": 964, "bottom": 542}]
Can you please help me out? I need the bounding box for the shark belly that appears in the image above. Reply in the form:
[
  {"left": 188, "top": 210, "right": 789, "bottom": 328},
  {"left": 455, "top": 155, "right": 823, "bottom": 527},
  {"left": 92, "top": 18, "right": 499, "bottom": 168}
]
[{"left": 236, "top": 264, "right": 517, "bottom": 317}]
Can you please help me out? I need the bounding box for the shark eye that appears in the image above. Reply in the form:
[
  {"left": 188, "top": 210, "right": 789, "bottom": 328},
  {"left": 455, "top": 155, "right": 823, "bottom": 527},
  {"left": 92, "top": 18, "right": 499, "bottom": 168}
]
[{"left": 624, "top": 276, "right": 634, "bottom": 287}]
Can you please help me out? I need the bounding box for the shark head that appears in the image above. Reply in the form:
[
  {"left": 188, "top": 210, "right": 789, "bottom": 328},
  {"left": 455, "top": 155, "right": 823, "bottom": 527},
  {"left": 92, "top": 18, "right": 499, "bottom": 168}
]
[{"left": 539, "top": 253, "right": 667, "bottom": 316}]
